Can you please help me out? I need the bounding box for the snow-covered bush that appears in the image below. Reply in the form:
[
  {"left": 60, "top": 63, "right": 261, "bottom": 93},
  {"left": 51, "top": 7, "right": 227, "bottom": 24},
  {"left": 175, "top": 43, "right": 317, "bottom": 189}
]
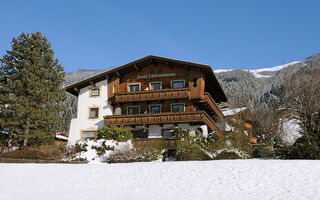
[
  {"left": 69, "top": 138, "right": 165, "bottom": 163},
  {"left": 70, "top": 139, "right": 133, "bottom": 163},
  {"left": 175, "top": 128, "right": 211, "bottom": 161},
  {"left": 105, "top": 139, "right": 165, "bottom": 163}
]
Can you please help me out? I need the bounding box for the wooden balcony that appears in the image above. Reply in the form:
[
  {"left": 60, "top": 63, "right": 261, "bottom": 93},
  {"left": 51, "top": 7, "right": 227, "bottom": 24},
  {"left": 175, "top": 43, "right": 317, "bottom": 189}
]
[
  {"left": 104, "top": 111, "right": 223, "bottom": 137},
  {"left": 112, "top": 88, "right": 190, "bottom": 103},
  {"left": 194, "top": 92, "right": 224, "bottom": 121}
]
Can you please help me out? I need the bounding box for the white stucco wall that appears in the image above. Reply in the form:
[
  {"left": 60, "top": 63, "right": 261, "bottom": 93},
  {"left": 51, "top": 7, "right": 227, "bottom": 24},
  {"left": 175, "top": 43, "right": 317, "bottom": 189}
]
[{"left": 68, "top": 79, "right": 112, "bottom": 146}]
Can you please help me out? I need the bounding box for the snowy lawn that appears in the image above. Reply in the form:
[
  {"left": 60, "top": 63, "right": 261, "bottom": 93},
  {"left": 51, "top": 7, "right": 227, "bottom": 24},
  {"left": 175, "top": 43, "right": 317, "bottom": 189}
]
[{"left": 1, "top": 160, "right": 320, "bottom": 200}]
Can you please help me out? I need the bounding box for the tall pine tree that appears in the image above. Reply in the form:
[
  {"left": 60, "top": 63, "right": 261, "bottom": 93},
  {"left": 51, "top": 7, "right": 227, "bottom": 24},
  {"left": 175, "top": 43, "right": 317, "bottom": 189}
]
[{"left": 0, "top": 32, "right": 66, "bottom": 147}]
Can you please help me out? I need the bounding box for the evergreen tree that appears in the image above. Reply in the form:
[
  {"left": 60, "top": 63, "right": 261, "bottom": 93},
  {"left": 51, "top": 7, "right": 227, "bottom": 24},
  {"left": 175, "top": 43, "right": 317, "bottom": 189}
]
[{"left": 0, "top": 32, "right": 66, "bottom": 147}]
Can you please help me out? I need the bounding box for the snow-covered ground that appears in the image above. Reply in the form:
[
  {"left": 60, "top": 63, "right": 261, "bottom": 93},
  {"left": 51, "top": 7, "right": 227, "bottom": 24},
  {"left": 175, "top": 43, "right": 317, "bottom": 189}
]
[{"left": 1, "top": 160, "right": 320, "bottom": 200}]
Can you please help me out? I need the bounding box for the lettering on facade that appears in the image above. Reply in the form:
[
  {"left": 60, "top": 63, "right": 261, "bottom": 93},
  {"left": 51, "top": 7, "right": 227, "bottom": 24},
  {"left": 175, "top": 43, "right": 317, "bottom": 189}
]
[{"left": 137, "top": 73, "right": 176, "bottom": 79}]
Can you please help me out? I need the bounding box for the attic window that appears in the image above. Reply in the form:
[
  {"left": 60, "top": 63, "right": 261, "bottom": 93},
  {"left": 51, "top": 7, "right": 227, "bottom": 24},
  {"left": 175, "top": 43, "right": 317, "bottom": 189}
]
[
  {"left": 90, "top": 88, "right": 100, "bottom": 97},
  {"left": 171, "top": 80, "right": 185, "bottom": 89},
  {"left": 149, "top": 81, "right": 162, "bottom": 90}
]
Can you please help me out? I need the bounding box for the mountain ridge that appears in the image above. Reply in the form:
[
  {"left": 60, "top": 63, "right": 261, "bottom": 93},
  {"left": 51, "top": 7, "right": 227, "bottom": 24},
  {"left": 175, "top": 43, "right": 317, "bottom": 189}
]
[{"left": 214, "top": 61, "right": 303, "bottom": 78}]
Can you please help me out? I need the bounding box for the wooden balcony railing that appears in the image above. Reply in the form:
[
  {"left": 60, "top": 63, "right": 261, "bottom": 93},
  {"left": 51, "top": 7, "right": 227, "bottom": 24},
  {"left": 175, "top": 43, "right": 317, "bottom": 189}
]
[
  {"left": 203, "top": 92, "right": 224, "bottom": 120},
  {"left": 112, "top": 88, "right": 190, "bottom": 103},
  {"left": 194, "top": 92, "right": 224, "bottom": 121},
  {"left": 104, "top": 111, "right": 223, "bottom": 137}
]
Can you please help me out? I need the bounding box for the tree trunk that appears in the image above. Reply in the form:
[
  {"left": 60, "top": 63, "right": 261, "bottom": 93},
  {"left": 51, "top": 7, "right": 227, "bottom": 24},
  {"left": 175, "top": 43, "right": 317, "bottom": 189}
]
[
  {"left": 7, "top": 133, "right": 12, "bottom": 150},
  {"left": 23, "top": 117, "right": 30, "bottom": 147}
]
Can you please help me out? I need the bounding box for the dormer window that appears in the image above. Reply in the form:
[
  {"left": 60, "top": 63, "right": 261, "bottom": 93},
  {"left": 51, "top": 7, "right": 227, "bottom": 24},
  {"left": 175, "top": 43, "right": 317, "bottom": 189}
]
[
  {"left": 149, "top": 81, "right": 162, "bottom": 90},
  {"left": 127, "top": 83, "right": 141, "bottom": 92},
  {"left": 90, "top": 88, "right": 100, "bottom": 97},
  {"left": 171, "top": 80, "right": 185, "bottom": 89}
]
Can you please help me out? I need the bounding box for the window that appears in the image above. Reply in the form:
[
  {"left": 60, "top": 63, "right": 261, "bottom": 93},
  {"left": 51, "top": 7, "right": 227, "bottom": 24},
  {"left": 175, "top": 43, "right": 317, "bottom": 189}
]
[
  {"left": 171, "top": 80, "right": 185, "bottom": 89},
  {"left": 149, "top": 104, "right": 162, "bottom": 114},
  {"left": 90, "top": 88, "right": 100, "bottom": 97},
  {"left": 127, "top": 106, "right": 140, "bottom": 115},
  {"left": 149, "top": 81, "right": 162, "bottom": 90},
  {"left": 171, "top": 103, "right": 185, "bottom": 112},
  {"left": 89, "top": 108, "right": 99, "bottom": 118},
  {"left": 127, "top": 83, "right": 141, "bottom": 92},
  {"left": 162, "top": 129, "right": 175, "bottom": 138},
  {"left": 132, "top": 130, "right": 148, "bottom": 138},
  {"left": 82, "top": 131, "right": 96, "bottom": 140}
]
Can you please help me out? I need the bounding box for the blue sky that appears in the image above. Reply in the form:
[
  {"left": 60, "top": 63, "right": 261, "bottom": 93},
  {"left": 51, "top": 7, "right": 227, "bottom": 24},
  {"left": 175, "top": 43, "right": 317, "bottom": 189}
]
[{"left": 0, "top": 1, "right": 320, "bottom": 72}]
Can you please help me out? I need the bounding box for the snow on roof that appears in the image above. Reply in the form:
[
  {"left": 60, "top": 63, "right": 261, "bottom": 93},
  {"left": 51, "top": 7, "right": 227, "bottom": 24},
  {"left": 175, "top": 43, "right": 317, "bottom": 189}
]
[
  {"left": 55, "top": 135, "right": 68, "bottom": 141},
  {"left": 222, "top": 107, "right": 247, "bottom": 117}
]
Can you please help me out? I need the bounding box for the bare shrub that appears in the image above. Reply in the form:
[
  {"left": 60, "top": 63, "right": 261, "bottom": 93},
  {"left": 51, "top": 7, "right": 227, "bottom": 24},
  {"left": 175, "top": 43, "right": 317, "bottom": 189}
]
[{"left": 0, "top": 144, "right": 66, "bottom": 160}]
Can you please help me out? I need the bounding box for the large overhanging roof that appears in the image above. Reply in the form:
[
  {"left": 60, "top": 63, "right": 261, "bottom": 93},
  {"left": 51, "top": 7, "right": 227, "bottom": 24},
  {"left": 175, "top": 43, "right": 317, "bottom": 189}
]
[{"left": 65, "top": 55, "right": 228, "bottom": 102}]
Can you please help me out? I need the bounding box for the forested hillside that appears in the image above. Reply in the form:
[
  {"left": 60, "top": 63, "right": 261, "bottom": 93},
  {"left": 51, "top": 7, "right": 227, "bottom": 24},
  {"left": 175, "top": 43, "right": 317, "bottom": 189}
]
[{"left": 215, "top": 53, "right": 320, "bottom": 110}]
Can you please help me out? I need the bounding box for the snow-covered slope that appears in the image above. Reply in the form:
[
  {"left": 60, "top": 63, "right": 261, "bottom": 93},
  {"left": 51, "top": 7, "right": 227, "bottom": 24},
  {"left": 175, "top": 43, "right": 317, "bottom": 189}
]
[
  {"left": 1, "top": 160, "right": 320, "bottom": 200},
  {"left": 249, "top": 61, "right": 301, "bottom": 78},
  {"left": 214, "top": 61, "right": 302, "bottom": 78}
]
